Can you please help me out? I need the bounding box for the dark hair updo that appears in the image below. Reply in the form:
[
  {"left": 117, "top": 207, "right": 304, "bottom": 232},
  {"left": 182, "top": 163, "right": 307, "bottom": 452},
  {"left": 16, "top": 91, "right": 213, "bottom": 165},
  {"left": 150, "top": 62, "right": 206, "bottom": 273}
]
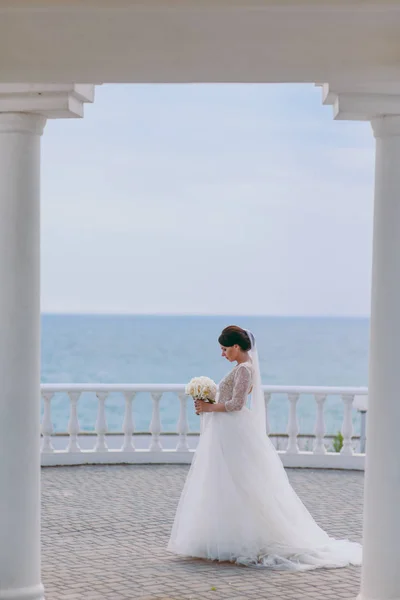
[{"left": 218, "top": 325, "right": 251, "bottom": 351}]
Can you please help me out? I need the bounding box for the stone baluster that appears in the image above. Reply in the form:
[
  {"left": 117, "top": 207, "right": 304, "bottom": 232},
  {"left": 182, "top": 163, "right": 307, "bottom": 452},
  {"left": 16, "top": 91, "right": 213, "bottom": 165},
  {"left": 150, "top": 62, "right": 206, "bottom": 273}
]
[
  {"left": 67, "top": 392, "right": 81, "bottom": 452},
  {"left": 359, "top": 410, "right": 367, "bottom": 454},
  {"left": 41, "top": 392, "right": 54, "bottom": 453},
  {"left": 341, "top": 394, "right": 354, "bottom": 456},
  {"left": 122, "top": 392, "right": 136, "bottom": 451},
  {"left": 313, "top": 394, "right": 327, "bottom": 454},
  {"left": 95, "top": 392, "right": 109, "bottom": 451},
  {"left": 286, "top": 393, "right": 300, "bottom": 454},
  {"left": 150, "top": 392, "right": 162, "bottom": 451},
  {"left": 264, "top": 392, "right": 271, "bottom": 435},
  {"left": 176, "top": 393, "right": 190, "bottom": 452}
]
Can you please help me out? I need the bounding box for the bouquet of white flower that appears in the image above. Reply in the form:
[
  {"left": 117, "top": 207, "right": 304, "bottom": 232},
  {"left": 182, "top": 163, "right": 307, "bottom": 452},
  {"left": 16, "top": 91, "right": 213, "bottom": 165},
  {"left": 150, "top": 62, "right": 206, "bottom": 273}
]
[{"left": 185, "top": 376, "right": 217, "bottom": 404}]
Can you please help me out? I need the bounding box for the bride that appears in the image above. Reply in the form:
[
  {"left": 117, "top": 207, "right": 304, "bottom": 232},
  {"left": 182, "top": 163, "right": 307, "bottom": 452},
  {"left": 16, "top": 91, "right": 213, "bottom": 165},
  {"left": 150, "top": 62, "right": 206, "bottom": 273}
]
[{"left": 168, "top": 325, "right": 362, "bottom": 570}]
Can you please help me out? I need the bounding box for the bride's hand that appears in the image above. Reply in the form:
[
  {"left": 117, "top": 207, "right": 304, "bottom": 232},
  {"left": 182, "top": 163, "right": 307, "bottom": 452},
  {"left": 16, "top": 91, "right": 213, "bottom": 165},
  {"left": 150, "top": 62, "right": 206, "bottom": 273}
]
[{"left": 194, "top": 399, "right": 214, "bottom": 414}]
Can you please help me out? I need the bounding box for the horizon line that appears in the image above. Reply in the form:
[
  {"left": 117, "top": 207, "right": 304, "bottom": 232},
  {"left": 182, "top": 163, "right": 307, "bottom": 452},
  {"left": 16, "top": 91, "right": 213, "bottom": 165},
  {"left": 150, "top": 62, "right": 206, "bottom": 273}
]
[{"left": 41, "top": 311, "right": 370, "bottom": 319}]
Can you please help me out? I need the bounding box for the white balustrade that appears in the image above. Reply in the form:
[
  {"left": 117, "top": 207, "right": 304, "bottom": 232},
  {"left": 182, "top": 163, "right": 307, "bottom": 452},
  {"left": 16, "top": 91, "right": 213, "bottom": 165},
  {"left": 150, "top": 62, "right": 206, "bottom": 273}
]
[
  {"left": 313, "top": 394, "right": 327, "bottom": 454},
  {"left": 41, "top": 392, "right": 54, "bottom": 453},
  {"left": 38, "top": 383, "right": 367, "bottom": 469},
  {"left": 122, "top": 392, "right": 136, "bottom": 451},
  {"left": 176, "top": 393, "right": 190, "bottom": 452},
  {"left": 341, "top": 394, "right": 355, "bottom": 456},
  {"left": 286, "top": 393, "right": 300, "bottom": 454},
  {"left": 150, "top": 392, "right": 162, "bottom": 451},
  {"left": 67, "top": 392, "right": 81, "bottom": 452},
  {"left": 95, "top": 392, "right": 109, "bottom": 452}
]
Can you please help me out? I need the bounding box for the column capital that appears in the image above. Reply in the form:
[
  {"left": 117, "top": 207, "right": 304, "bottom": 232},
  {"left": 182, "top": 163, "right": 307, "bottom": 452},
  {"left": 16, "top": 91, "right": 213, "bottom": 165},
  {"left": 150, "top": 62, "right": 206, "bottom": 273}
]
[
  {"left": 0, "top": 84, "right": 96, "bottom": 119},
  {"left": 371, "top": 116, "right": 400, "bottom": 139},
  {"left": 0, "top": 113, "right": 46, "bottom": 135},
  {"left": 317, "top": 81, "right": 400, "bottom": 122}
]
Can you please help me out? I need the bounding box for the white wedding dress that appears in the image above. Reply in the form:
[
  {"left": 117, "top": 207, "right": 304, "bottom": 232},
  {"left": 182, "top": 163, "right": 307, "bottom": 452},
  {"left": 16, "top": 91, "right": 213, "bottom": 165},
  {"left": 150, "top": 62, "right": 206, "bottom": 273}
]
[{"left": 168, "top": 361, "right": 362, "bottom": 570}]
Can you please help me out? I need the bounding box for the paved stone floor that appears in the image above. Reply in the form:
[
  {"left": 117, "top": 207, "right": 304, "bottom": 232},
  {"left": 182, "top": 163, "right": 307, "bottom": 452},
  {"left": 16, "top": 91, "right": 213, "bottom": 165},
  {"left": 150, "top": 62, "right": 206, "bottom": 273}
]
[{"left": 42, "top": 465, "right": 363, "bottom": 600}]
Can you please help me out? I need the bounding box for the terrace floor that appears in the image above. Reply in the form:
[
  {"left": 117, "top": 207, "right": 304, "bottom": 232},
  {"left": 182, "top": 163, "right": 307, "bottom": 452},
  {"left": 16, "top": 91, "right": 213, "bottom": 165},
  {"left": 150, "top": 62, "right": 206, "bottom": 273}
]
[{"left": 42, "top": 465, "right": 364, "bottom": 600}]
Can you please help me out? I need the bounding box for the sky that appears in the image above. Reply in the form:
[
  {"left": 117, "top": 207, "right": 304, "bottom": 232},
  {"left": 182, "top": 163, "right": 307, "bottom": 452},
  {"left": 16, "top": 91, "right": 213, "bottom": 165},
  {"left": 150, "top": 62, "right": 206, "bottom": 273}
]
[{"left": 41, "top": 83, "right": 375, "bottom": 316}]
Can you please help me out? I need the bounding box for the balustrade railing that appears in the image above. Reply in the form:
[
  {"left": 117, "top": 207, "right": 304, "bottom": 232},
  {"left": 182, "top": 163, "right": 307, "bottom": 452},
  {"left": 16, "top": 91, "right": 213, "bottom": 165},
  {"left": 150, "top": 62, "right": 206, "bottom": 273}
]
[{"left": 40, "top": 383, "right": 367, "bottom": 468}]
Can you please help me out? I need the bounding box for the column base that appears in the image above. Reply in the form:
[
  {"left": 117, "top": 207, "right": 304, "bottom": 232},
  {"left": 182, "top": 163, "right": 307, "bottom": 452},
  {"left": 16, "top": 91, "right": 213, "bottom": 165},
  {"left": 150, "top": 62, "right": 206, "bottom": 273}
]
[
  {"left": 0, "top": 583, "right": 45, "bottom": 600},
  {"left": 357, "top": 594, "right": 400, "bottom": 600}
]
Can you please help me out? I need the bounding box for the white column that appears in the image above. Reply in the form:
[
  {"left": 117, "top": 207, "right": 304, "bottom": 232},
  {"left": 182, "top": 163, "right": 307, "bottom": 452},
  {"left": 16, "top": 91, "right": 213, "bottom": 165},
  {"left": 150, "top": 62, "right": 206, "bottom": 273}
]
[
  {"left": 358, "top": 116, "right": 400, "bottom": 600},
  {"left": 0, "top": 114, "right": 45, "bottom": 599}
]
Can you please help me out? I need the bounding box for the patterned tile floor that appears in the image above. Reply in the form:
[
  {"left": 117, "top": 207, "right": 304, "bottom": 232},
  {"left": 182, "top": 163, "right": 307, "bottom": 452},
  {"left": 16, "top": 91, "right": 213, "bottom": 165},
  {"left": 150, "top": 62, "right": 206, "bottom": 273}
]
[{"left": 42, "top": 465, "right": 363, "bottom": 600}]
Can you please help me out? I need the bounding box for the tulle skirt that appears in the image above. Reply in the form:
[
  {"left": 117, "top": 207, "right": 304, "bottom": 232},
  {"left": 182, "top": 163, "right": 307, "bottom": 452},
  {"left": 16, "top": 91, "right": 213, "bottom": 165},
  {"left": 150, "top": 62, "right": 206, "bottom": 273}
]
[{"left": 168, "top": 407, "right": 362, "bottom": 570}]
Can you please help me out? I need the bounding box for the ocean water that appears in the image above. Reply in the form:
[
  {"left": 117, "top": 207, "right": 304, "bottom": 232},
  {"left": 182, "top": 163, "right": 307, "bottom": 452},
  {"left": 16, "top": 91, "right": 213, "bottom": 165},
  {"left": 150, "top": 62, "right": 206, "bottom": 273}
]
[{"left": 41, "top": 314, "right": 369, "bottom": 435}]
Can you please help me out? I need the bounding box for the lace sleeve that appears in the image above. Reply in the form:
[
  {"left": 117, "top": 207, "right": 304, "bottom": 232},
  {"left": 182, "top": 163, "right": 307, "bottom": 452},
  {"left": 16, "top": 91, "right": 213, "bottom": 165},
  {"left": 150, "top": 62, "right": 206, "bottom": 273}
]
[{"left": 225, "top": 364, "right": 252, "bottom": 412}]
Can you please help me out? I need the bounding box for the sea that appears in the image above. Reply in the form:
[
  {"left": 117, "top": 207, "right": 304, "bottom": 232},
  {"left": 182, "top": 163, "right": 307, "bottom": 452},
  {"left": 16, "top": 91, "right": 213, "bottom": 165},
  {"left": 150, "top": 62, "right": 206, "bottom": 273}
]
[{"left": 41, "top": 314, "right": 369, "bottom": 435}]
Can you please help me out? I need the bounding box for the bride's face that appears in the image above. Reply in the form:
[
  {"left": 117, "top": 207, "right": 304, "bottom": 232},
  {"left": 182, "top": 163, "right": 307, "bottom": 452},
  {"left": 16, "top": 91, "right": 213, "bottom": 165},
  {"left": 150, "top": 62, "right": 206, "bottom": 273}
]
[{"left": 220, "top": 345, "right": 240, "bottom": 362}]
